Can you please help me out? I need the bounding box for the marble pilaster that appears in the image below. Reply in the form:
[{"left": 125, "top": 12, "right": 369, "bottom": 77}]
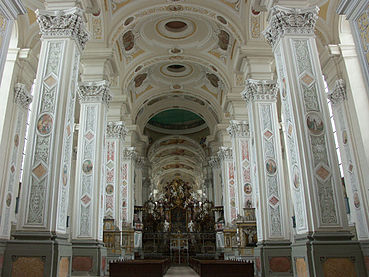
[
  {"left": 105, "top": 121, "right": 127, "bottom": 231},
  {"left": 0, "top": 84, "right": 31, "bottom": 240},
  {"left": 3, "top": 7, "right": 88, "bottom": 277},
  {"left": 328, "top": 80, "right": 369, "bottom": 260},
  {"left": 217, "top": 147, "right": 238, "bottom": 226},
  {"left": 264, "top": 5, "right": 366, "bottom": 276},
  {"left": 72, "top": 80, "right": 111, "bottom": 276},
  {"left": 243, "top": 79, "right": 291, "bottom": 276},
  {"left": 227, "top": 120, "right": 254, "bottom": 212},
  {"left": 209, "top": 156, "right": 222, "bottom": 207}
]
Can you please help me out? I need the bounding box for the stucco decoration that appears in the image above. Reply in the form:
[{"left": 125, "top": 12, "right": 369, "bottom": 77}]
[
  {"left": 37, "top": 7, "right": 90, "bottom": 50},
  {"left": 263, "top": 6, "right": 319, "bottom": 47}
]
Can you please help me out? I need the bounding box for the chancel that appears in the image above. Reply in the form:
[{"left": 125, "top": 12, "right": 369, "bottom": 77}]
[{"left": 0, "top": 0, "right": 369, "bottom": 276}]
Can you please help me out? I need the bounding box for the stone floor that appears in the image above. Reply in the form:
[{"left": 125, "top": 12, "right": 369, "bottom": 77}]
[{"left": 164, "top": 266, "right": 199, "bottom": 277}]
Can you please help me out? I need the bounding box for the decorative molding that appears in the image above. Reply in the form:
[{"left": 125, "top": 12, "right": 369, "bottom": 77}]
[
  {"left": 227, "top": 120, "right": 250, "bottom": 138},
  {"left": 0, "top": 0, "right": 26, "bottom": 19},
  {"left": 37, "top": 7, "right": 90, "bottom": 50},
  {"left": 122, "top": 147, "right": 137, "bottom": 160},
  {"left": 263, "top": 5, "right": 319, "bottom": 47},
  {"left": 208, "top": 156, "right": 221, "bottom": 168},
  {"left": 106, "top": 121, "right": 127, "bottom": 140},
  {"left": 328, "top": 79, "right": 347, "bottom": 105},
  {"left": 241, "top": 79, "right": 278, "bottom": 103},
  {"left": 14, "top": 83, "right": 32, "bottom": 109},
  {"left": 217, "top": 146, "right": 233, "bottom": 161},
  {"left": 78, "top": 80, "right": 112, "bottom": 105}
]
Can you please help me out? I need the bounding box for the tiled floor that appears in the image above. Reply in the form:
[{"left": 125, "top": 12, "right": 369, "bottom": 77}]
[{"left": 164, "top": 266, "right": 199, "bottom": 277}]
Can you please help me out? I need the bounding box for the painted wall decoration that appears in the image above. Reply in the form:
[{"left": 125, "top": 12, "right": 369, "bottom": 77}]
[
  {"left": 105, "top": 141, "right": 116, "bottom": 218},
  {"left": 121, "top": 163, "right": 129, "bottom": 224}
]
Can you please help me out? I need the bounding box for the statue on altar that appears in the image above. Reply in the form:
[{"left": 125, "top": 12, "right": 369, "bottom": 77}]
[
  {"left": 188, "top": 220, "right": 194, "bottom": 232},
  {"left": 164, "top": 220, "right": 170, "bottom": 232}
]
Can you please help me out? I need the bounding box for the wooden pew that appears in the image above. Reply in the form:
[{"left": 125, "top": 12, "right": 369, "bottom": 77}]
[
  {"left": 190, "top": 258, "right": 254, "bottom": 277},
  {"left": 110, "top": 259, "right": 170, "bottom": 277}
]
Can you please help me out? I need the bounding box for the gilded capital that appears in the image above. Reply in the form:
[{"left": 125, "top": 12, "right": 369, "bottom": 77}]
[
  {"left": 241, "top": 79, "right": 278, "bottom": 103},
  {"left": 263, "top": 5, "right": 319, "bottom": 47},
  {"left": 78, "top": 80, "right": 112, "bottom": 105},
  {"left": 36, "top": 7, "right": 90, "bottom": 50}
]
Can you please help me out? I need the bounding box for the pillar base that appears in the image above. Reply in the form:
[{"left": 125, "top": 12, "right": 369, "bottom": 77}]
[
  {"left": 2, "top": 232, "right": 72, "bottom": 277},
  {"left": 0, "top": 240, "right": 7, "bottom": 276},
  {"left": 72, "top": 240, "right": 107, "bottom": 277},
  {"left": 254, "top": 240, "right": 292, "bottom": 277},
  {"left": 292, "top": 232, "right": 367, "bottom": 277}
]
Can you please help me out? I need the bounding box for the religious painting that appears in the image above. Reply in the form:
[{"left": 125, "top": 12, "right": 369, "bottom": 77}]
[
  {"left": 122, "top": 30, "right": 134, "bottom": 51},
  {"left": 37, "top": 114, "right": 53, "bottom": 135},
  {"left": 82, "top": 160, "right": 93, "bottom": 174},
  {"left": 354, "top": 192, "right": 360, "bottom": 208},
  {"left": 293, "top": 166, "right": 300, "bottom": 189},
  {"left": 244, "top": 183, "right": 252, "bottom": 194},
  {"left": 170, "top": 207, "right": 187, "bottom": 233},
  {"left": 306, "top": 112, "right": 324, "bottom": 136},
  {"left": 342, "top": 130, "right": 348, "bottom": 145},
  {"left": 266, "top": 159, "right": 277, "bottom": 175}
]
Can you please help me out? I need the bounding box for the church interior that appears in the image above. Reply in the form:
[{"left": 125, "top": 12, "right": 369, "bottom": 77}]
[{"left": 0, "top": 0, "right": 369, "bottom": 276}]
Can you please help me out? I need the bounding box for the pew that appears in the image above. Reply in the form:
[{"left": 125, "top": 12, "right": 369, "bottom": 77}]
[
  {"left": 190, "top": 258, "right": 254, "bottom": 277},
  {"left": 109, "top": 259, "right": 170, "bottom": 277}
]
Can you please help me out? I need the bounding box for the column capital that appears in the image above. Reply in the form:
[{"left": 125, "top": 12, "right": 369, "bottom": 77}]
[
  {"left": 227, "top": 120, "right": 250, "bottom": 138},
  {"left": 36, "top": 7, "right": 90, "bottom": 50},
  {"left": 106, "top": 121, "right": 127, "bottom": 140},
  {"left": 208, "top": 156, "right": 221, "bottom": 168},
  {"left": 328, "top": 79, "right": 347, "bottom": 105},
  {"left": 78, "top": 80, "right": 112, "bottom": 105},
  {"left": 241, "top": 79, "right": 278, "bottom": 103},
  {"left": 263, "top": 5, "right": 319, "bottom": 47},
  {"left": 217, "top": 147, "right": 233, "bottom": 161},
  {"left": 136, "top": 156, "right": 146, "bottom": 169},
  {"left": 14, "top": 83, "right": 32, "bottom": 109},
  {"left": 122, "top": 147, "right": 137, "bottom": 160}
]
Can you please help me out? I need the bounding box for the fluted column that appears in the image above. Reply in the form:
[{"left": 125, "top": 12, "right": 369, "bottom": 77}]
[
  {"left": 217, "top": 147, "right": 238, "bottom": 226},
  {"left": 243, "top": 79, "right": 291, "bottom": 276},
  {"left": 227, "top": 120, "right": 254, "bottom": 213},
  {"left": 264, "top": 6, "right": 366, "bottom": 276},
  {"left": 72, "top": 80, "right": 111, "bottom": 276},
  {"left": 105, "top": 121, "right": 127, "bottom": 231},
  {"left": 3, "top": 7, "right": 89, "bottom": 277},
  {"left": 0, "top": 84, "right": 31, "bottom": 240},
  {"left": 328, "top": 80, "right": 369, "bottom": 242}
]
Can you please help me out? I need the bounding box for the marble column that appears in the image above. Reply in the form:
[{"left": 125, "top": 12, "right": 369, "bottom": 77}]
[
  {"left": 264, "top": 6, "right": 366, "bottom": 276},
  {"left": 227, "top": 120, "right": 254, "bottom": 212},
  {"left": 217, "top": 147, "right": 238, "bottom": 226},
  {"left": 0, "top": 84, "right": 31, "bottom": 267},
  {"left": 328, "top": 80, "right": 369, "bottom": 256},
  {"left": 0, "top": 0, "right": 26, "bottom": 87},
  {"left": 105, "top": 121, "right": 127, "bottom": 230},
  {"left": 72, "top": 80, "right": 111, "bottom": 276},
  {"left": 243, "top": 79, "right": 291, "bottom": 276},
  {"left": 3, "top": 7, "right": 88, "bottom": 277}
]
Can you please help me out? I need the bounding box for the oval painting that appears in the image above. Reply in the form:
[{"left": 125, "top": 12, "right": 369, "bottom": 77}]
[
  {"left": 354, "top": 192, "right": 360, "bottom": 208},
  {"left": 37, "top": 114, "right": 53, "bottom": 135},
  {"left": 6, "top": 193, "right": 11, "bottom": 207},
  {"left": 244, "top": 183, "right": 252, "bottom": 194},
  {"left": 82, "top": 160, "right": 93, "bottom": 174},
  {"left": 306, "top": 112, "right": 324, "bottom": 136},
  {"left": 106, "top": 184, "right": 114, "bottom": 194},
  {"left": 266, "top": 159, "right": 277, "bottom": 175}
]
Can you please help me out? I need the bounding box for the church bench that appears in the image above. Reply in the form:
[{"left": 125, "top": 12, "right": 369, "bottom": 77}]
[
  {"left": 190, "top": 258, "right": 254, "bottom": 277},
  {"left": 109, "top": 259, "right": 170, "bottom": 277}
]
